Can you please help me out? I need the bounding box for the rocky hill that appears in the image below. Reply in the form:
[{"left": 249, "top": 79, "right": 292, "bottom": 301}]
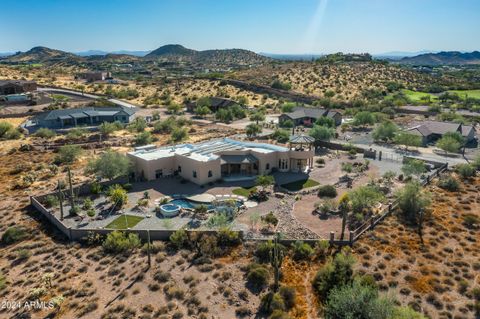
[
  {"left": 145, "top": 44, "right": 271, "bottom": 65},
  {"left": 1, "top": 46, "right": 81, "bottom": 64},
  {"left": 399, "top": 51, "right": 480, "bottom": 65}
]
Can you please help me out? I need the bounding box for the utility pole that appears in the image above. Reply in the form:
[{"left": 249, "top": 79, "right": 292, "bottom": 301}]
[
  {"left": 57, "top": 180, "right": 64, "bottom": 220},
  {"left": 67, "top": 166, "right": 75, "bottom": 214}
]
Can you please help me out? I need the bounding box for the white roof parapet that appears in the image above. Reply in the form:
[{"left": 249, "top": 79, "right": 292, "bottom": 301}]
[{"left": 128, "top": 138, "right": 290, "bottom": 162}]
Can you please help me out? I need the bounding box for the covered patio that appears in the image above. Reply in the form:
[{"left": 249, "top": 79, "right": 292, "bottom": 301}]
[{"left": 220, "top": 154, "right": 259, "bottom": 177}]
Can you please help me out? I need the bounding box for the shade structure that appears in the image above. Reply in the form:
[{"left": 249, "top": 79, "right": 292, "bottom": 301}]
[{"left": 289, "top": 134, "right": 315, "bottom": 144}]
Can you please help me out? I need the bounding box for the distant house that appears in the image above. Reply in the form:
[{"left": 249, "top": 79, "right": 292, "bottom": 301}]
[
  {"left": 186, "top": 97, "right": 241, "bottom": 113},
  {"left": 279, "top": 106, "right": 342, "bottom": 126},
  {"left": 33, "top": 105, "right": 137, "bottom": 129},
  {"left": 0, "top": 80, "right": 37, "bottom": 95},
  {"left": 406, "top": 121, "right": 476, "bottom": 145},
  {"left": 76, "top": 72, "right": 111, "bottom": 82}
]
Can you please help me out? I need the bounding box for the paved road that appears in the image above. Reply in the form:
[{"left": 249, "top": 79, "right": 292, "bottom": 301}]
[{"left": 37, "top": 87, "right": 139, "bottom": 108}]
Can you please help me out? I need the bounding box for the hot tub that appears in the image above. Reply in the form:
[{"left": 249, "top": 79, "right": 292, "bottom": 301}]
[{"left": 159, "top": 203, "right": 181, "bottom": 217}]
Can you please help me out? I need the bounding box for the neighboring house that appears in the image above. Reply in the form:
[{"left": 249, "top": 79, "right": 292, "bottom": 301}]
[
  {"left": 406, "top": 121, "right": 476, "bottom": 145},
  {"left": 279, "top": 107, "right": 342, "bottom": 126},
  {"left": 33, "top": 105, "right": 137, "bottom": 128},
  {"left": 127, "top": 137, "right": 314, "bottom": 185},
  {"left": 0, "top": 80, "right": 37, "bottom": 95},
  {"left": 76, "top": 72, "right": 111, "bottom": 82},
  {"left": 186, "top": 97, "right": 242, "bottom": 113}
]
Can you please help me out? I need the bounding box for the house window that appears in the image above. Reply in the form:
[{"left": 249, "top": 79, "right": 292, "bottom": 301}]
[
  {"left": 155, "top": 169, "right": 163, "bottom": 179},
  {"left": 266, "top": 163, "right": 270, "bottom": 170},
  {"left": 178, "top": 165, "right": 182, "bottom": 172},
  {"left": 208, "top": 170, "right": 212, "bottom": 177},
  {"left": 193, "top": 171, "right": 197, "bottom": 178}
]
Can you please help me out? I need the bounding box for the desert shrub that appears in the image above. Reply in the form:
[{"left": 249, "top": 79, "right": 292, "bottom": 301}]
[
  {"left": 269, "top": 310, "right": 292, "bottom": 319},
  {"left": 279, "top": 286, "right": 296, "bottom": 309},
  {"left": 86, "top": 209, "right": 95, "bottom": 217},
  {"left": 324, "top": 280, "right": 394, "bottom": 319},
  {"left": 170, "top": 127, "right": 189, "bottom": 142},
  {"left": 83, "top": 198, "right": 93, "bottom": 210},
  {"left": 235, "top": 306, "right": 252, "bottom": 318},
  {"left": 395, "top": 181, "right": 431, "bottom": 224},
  {"left": 107, "top": 184, "right": 128, "bottom": 208},
  {"left": 260, "top": 291, "right": 285, "bottom": 313},
  {"left": 0, "top": 272, "right": 6, "bottom": 291},
  {"left": 1, "top": 227, "right": 27, "bottom": 245},
  {"left": 391, "top": 306, "right": 427, "bottom": 319},
  {"left": 316, "top": 158, "right": 325, "bottom": 165},
  {"left": 312, "top": 249, "right": 355, "bottom": 299},
  {"left": 463, "top": 214, "right": 479, "bottom": 229},
  {"left": 153, "top": 270, "right": 171, "bottom": 283},
  {"left": 255, "top": 241, "right": 286, "bottom": 263},
  {"left": 134, "top": 131, "right": 153, "bottom": 146},
  {"left": 102, "top": 231, "right": 141, "bottom": 254},
  {"left": 86, "top": 150, "right": 132, "bottom": 181},
  {"left": 44, "top": 195, "right": 59, "bottom": 208},
  {"left": 217, "top": 227, "right": 241, "bottom": 247},
  {"left": 17, "top": 249, "right": 31, "bottom": 260},
  {"left": 170, "top": 229, "right": 189, "bottom": 248},
  {"left": 54, "top": 145, "right": 83, "bottom": 164},
  {"left": 348, "top": 185, "right": 384, "bottom": 213},
  {"left": 437, "top": 175, "right": 459, "bottom": 191},
  {"left": 456, "top": 163, "right": 476, "bottom": 179},
  {"left": 317, "top": 185, "right": 337, "bottom": 198},
  {"left": 35, "top": 128, "right": 56, "bottom": 139},
  {"left": 164, "top": 283, "right": 185, "bottom": 300},
  {"left": 0, "top": 121, "right": 22, "bottom": 139},
  {"left": 247, "top": 263, "right": 270, "bottom": 289},
  {"left": 66, "top": 127, "right": 87, "bottom": 140},
  {"left": 472, "top": 287, "right": 480, "bottom": 300},
  {"left": 292, "top": 241, "right": 314, "bottom": 261},
  {"left": 262, "top": 212, "right": 278, "bottom": 226},
  {"left": 90, "top": 181, "right": 102, "bottom": 194},
  {"left": 315, "top": 240, "right": 330, "bottom": 258}
]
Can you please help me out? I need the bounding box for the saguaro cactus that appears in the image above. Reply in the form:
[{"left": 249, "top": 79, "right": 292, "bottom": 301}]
[{"left": 270, "top": 232, "right": 284, "bottom": 293}]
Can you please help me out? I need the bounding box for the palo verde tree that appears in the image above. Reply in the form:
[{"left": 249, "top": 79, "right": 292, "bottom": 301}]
[
  {"left": 401, "top": 159, "right": 426, "bottom": 178},
  {"left": 394, "top": 132, "right": 422, "bottom": 151},
  {"left": 250, "top": 111, "right": 266, "bottom": 124},
  {"left": 372, "top": 121, "right": 398, "bottom": 142},
  {"left": 246, "top": 123, "right": 262, "bottom": 138},
  {"left": 86, "top": 149, "right": 133, "bottom": 181},
  {"left": 436, "top": 131, "right": 464, "bottom": 154},
  {"left": 395, "top": 181, "right": 431, "bottom": 244}
]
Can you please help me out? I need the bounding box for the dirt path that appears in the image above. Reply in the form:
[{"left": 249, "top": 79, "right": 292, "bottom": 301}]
[{"left": 304, "top": 270, "right": 317, "bottom": 319}]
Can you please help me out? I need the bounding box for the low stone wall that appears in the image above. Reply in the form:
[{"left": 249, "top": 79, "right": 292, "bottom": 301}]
[
  {"left": 31, "top": 196, "right": 71, "bottom": 238},
  {"left": 31, "top": 186, "right": 242, "bottom": 242}
]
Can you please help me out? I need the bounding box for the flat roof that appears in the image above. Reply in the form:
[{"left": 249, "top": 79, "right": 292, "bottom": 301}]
[{"left": 128, "top": 138, "right": 289, "bottom": 162}]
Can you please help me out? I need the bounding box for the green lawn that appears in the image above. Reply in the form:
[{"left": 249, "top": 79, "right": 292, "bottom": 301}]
[
  {"left": 447, "top": 89, "right": 480, "bottom": 100},
  {"left": 232, "top": 186, "right": 257, "bottom": 197},
  {"left": 402, "top": 89, "right": 438, "bottom": 102},
  {"left": 281, "top": 179, "right": 319, "bottom": 191},
  {"left": 106, "top": 215, "right": 144, "bottom": 229}
]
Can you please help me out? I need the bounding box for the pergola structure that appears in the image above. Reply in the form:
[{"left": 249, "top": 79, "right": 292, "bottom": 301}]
[{"left": 289, "top": 134, "right": 315, "bottom": 172}]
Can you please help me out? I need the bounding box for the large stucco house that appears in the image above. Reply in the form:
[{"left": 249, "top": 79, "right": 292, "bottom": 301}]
[
  {"left": 127, "top": 137, "right": 315, "bottom": 185},
  {"left": 406, "top": 121, "right": 476, "bottom": 145},
  {"left": 33, "top": 105, "right": 137, "bottom": 128},
  {"left": 279, "top": 106, "right": 342, "bottom": 127}
]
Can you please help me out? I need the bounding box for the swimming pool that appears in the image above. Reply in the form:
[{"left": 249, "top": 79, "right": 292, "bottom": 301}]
[
  {"left": 159, "top": 203, "right": 181, "bottom": 217},
  {"left": 169, "top": 198, "right": 242, "bottom": 211}
]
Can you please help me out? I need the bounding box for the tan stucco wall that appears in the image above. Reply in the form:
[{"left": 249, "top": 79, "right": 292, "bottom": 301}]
[
  {"left": 129, "top": 145, "right": 314, "bottom": 185},
  {"left": 176, "top": 155, "right": 221, "bottom": 185}
]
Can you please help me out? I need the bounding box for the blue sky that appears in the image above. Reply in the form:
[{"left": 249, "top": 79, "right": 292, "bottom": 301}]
[{"left": 1, "top": 0, "right": 479, "bottom": 54}]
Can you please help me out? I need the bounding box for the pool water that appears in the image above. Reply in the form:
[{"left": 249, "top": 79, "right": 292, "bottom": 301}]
[
  {"left": 169, "top": 198, "right": 242, "bottom": 211},
  {"left": 161, "top": 204, "right": 180, "bottom": 212}
]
